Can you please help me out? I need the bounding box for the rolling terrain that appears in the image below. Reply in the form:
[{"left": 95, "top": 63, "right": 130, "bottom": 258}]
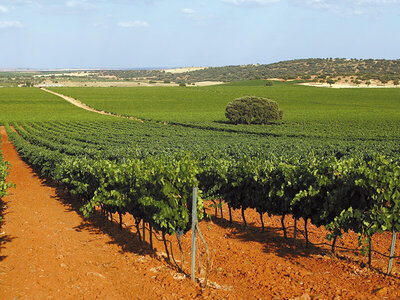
[{"left": 1, "top": 80, "right": 400, "bottom": 299}]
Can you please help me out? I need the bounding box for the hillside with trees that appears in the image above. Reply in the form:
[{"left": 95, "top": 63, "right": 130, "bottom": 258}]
[
  {"left": 100, "top": 58, "right": 400, "bottom": 84},
  {"left": 2, "top": 58, "right": 400, "bottom": 87}
]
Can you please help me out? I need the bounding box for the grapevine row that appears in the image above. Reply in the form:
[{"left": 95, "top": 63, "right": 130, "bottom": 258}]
[
  {"left": 12, "top": 120, "right": 400, "bottom": 163},
  {"left": 0, "top": 135, "right": 13, "bottom": 223},
  {"left": 0, "top": 153, "right": 11, "bottom": 200},
  {"left": 199, "top": 155, "right": 400, "bottom": 260},
  {"left": 6, "top": 122, "right": 400, "bottom": 266},
  {"left": 6, "top": 125, "right": 203, "bottom": 241}
]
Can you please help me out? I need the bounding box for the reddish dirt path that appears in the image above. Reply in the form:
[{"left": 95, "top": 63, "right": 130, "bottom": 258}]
[{"left": 1, "top": 126, "right": 400, "bottom": 299}]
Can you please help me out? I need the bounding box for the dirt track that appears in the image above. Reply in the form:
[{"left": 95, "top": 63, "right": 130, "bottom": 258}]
[
  {"left": 1, "top": 126, "right": 400, "bottom": 299},
  {"left": 39, "top": 88, "right": 144, "bottom": 122}
]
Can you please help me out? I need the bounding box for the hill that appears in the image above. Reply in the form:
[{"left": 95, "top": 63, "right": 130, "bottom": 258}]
[
  {"left": 1, "top": 58, "right": 400, "bottom": 87},
  {"left": 99, "top": 58, "right": 400, "bottom": 83}
]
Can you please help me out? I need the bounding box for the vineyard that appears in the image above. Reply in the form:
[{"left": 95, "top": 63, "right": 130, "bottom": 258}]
[
  {"left": 5, "top": 119, "right": 400, "bottom": 266},
  {"left": 1, "top": 84, "right": 400, "bottom": 298}
]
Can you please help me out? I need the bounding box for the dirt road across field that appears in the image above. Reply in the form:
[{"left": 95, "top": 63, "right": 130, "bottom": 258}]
[
  {"left": 39, "top": 87, "right": 144, "bottom": 122},
  {"left": 1, "top": 126, "right": 400, "bottom": 299}
]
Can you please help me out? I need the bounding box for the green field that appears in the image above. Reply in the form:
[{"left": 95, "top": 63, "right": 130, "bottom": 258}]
[
  {"left": 49, "top": 82, "right": 400, "bottom": 142},
  {"left": 1, "top": 83, "right": 399, "bottom": 159},
  {"left": 0, "top": 87, "right": 109, "bottom": 123},
  {"left": 51, "top": 81, "right": 400, "bottom": 122}
]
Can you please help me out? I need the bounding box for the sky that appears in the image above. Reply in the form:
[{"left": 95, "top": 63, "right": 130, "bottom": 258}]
[{"left": 0, "top": 0, "right": 399, "bottom": 69}]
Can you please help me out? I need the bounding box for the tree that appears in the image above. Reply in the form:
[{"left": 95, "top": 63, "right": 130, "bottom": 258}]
[
  {"left": 380, "top": 77, "right": 389, "bottom": 85},
  {"left": 393, "top": 79, "right": 399, "bottom": 87},
  {"left": 225, "top": 96, "right": 283, "bottom": 125},
  {"left": 327, "top": 78, "right": 335, "bottom": 87}
]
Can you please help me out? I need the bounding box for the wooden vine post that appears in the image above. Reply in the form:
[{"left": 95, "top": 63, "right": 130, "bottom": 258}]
[
  {"left": 191, "top": 186, "right": 197, "bottom": 282},
  {"left": 387, "top": 230, "right": 397, "bottom": 274},
  {"left": 191, "top": 186, "right": 210, "bottom": 285}
]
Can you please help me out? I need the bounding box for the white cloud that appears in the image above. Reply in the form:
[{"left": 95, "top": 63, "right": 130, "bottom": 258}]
[
  {"left": 0, "top": 5, "right": 9, "bottom": 12},
  {"left": 293, "top": 0, "right": 333, "bottom": 9},
  {"left": 292, "top": 0, "right": 400, "bottom": 15},
  {"left": 294, "top": 0, "right": 400, "bottom": 8},
  {"left": 354, "top": 0, "right": 400, "bottom": 3},
  {"left": 294, "top": 0, "right": 400, "bottom": 5},
  {"left": 181, "top": 8, "right": 195, "bottom": 14},
  {"left": 0, "top": 0, "right": 159, "bottom": 6},
  {"left": 117, "top": 20, "right": 149, "bottom": 28},
  {"left": 0, "top": 0, "right": 32, "bottom": 4},
  {"left": 0, "top": 20, "right": 22, "bottom": 28},
  {"left": 65, "top": 0, "right": 97, "bottom": 10},
  {"left": 221, "top": 0, "right": 280, "bottom": 5}
]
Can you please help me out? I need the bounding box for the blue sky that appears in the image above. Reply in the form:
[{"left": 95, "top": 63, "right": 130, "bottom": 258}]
[{"left": 0, "top": 0, "right": 399, "bottom": 69}]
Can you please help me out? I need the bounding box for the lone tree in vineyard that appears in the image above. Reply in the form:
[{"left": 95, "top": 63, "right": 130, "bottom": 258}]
[{"left": 225, "top": 96, "right": 283, "bottom": 125}]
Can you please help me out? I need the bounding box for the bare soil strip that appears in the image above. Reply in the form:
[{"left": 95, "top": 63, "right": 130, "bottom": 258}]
[
  {"left": 1, "top": 126, "right": 400, "bottom": 299},
  {"left": 39, "top": 87, "right": 144, "bottom": 122}
]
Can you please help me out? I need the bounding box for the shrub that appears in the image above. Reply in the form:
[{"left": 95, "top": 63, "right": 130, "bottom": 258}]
[
  {"left": 225, "top": 96, "right": 283, "bottom": 125},
  {"left": 327, "top": 78, "right": 335, "bottom": 86}
]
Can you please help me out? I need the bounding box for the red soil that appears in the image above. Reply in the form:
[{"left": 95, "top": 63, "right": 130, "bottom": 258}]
[{"left": 1, "top": 126, "right": 400, "bottom": 299}]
